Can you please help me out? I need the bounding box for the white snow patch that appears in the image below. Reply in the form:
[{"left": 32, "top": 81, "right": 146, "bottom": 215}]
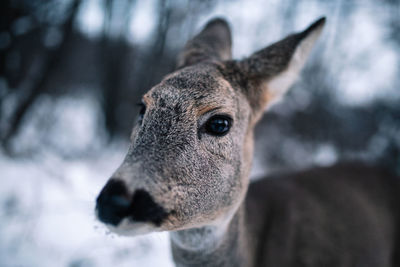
[
  {"left": 0, "top": 147, "right": 174, "bottom": 267},
  {"left": 313, "top": 144, "right": 338, "bottom": 166},
  {"left": 331, "top": 6, "right": 399, "bottom": 105},
  {"left": 77, "top": 0, "right": 104, "bottom": 38},
  {"left": 128, "top": 0, "right": 157, "bottom": 43}
]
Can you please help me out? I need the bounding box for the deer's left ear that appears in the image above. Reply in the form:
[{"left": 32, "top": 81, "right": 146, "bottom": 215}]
[
  {"left": 177, "top": 18, "right": 232, "bottom": 69},
  {"left": 231, "top": 17, "right": 325, "bottom": 119}
]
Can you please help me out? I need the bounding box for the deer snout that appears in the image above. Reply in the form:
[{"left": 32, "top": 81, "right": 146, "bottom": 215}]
[
  {"left": 96, "top": 179, "right": 131, "bottom": 226},
  {"left": 96, "top": 179, "right": 169, "bottom": 227}
]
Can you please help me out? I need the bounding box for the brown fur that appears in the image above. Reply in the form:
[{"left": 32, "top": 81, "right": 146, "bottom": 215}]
[{"left": 96, "top": 17, "right": 400, "bottom": 267}]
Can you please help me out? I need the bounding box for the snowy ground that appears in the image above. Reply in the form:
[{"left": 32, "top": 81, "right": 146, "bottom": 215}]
[{"left": 0, "top": 145, "right": 174, "bottom": 267}]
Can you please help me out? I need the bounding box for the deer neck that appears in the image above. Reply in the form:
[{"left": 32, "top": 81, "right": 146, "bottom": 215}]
[{"left": 170, "top": 204, "right": 252, "bottom": 267}]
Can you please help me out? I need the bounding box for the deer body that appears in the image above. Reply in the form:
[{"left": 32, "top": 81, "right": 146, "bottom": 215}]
[
  {"left": 246, "top": 163, "right": 399, "bottom": 267},
  {"left": 171, "top": 163, "right": 400, "bottom": 267},
  {"left": 95, "top": 17, "right": 400, "bottom": 266}
]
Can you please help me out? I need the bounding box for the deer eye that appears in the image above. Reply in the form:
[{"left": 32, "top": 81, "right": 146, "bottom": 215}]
[
  {"left": 205, "top": 115, "right": 232, "bottom": 136},
  {"left": 137, "top": 103, "right": 146, "bottom": 124}
]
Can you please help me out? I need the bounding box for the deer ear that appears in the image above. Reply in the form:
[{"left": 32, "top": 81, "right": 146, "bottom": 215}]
[
  {"left": 177, "top": 18, "right": 232, "bottom": 68},
  {"left": 235, "top": 17, "right": 325, "bottom": 117}
]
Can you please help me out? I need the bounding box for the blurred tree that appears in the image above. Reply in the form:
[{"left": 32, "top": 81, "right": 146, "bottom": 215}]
[
  {"left": 99, "top": 0, "right": 135, "bottom": 139},
  {"left": 0, "top": 0, "right": 81, "bottom": 150},
  {"left": 0, "top": 0, "right": 398, "bottom": 175}
]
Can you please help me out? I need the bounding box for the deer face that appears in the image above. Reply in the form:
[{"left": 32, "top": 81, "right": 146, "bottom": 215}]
[
  {"left": 96, "top": 18, "right": 325, "bottom": 235},
  {"left": 96, "top": 63, "right": 253, "bottom": 235}
]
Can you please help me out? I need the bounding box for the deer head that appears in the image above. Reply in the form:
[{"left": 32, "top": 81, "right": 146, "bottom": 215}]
[{"left": 95, "top": 17, "right": 325, "bottom": 236}]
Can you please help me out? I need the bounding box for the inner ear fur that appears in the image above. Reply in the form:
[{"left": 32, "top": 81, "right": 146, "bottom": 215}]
[
  {"left": 177, "top": 18, "right": 232, "bottom": 69},
  {"left": 229, "top": 17, "right": 326, "bottom": 118}
]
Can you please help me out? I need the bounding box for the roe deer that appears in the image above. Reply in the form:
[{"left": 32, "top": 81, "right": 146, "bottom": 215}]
[{"left": 96, "top": 17, "right": 400, "bottom": 266}]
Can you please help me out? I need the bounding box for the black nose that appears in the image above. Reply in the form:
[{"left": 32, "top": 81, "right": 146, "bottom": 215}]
[
  {"left": 96, "top": 180, "right": 169, "bottom": 226},
  {"left": 96, "top": 179, "right": 131, "bottom": 226}
]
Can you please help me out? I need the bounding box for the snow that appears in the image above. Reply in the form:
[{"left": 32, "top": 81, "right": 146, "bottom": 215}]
[
  {"left": 332, "top": 5, "right": 399, "bottom": 105},
  {"left": 0, "top": 146, "right": 174, "bottom": 267},
  {"left": 0, "top": 95, "right": 174, "bottom": 267},
  {"left": 76, "top": 0, "right": 104, "bottom": 38}
]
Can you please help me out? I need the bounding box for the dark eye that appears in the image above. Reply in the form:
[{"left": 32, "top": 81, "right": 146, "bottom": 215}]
[
  {"left": 137, "top": 103, "right": 146, "bottom": 124},
  {"left": 205, "top": 115, "right": 232, "bottom": 136}
]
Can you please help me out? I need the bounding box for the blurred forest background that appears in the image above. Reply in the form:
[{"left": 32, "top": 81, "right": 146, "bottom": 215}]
[{"left": 1, "top": 0, "right": 399, "bottom": 266}]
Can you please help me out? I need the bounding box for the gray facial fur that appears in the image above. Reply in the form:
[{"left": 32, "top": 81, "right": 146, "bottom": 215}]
[{"left": 93, "top": 17, "right": 396, "bottom": 267}]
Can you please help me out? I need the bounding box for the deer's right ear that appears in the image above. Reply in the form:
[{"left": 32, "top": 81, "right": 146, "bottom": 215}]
[
  {"left": 228, "top": 17, "right": 325, "bottom": 120},
  {"left": 177, "top": 18, "right": 232, "bottom": 69}
]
